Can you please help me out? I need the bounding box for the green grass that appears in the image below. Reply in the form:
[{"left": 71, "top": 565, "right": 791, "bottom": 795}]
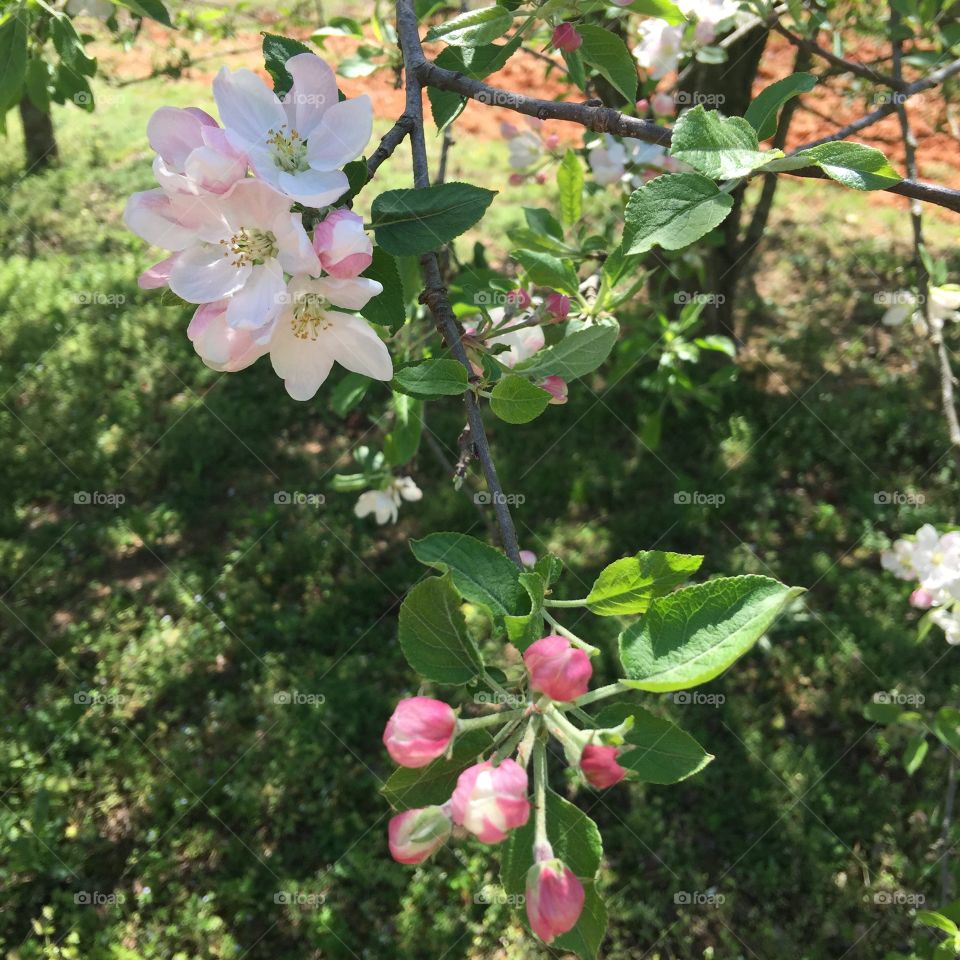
[{"left": 1, "top": 62, "right": 959, "bottom": 960}]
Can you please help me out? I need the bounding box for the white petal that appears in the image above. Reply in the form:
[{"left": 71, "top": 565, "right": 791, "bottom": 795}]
[
  {"left": 218, "top": 178, "right": 291, "bottom": 233},
  {"left": 276, "top": 168, "right": 349, "bottom": 208},
  {"left": 283, "top": 52, "right": 338, "bottom": 139},
  {"left": 169, "top": 243, "right": 249, "bottom": 303},
  {"left": 269, "top": 315, "right": 336, "bottom": 401},
  {"left": 314, "top": 276, "right": 383, "bottom": 311},
  {"left": 124, "top": 189, "right": 199, "bottom": 251},
  {"left": 325, "top": 312, "right": 393, "bottom": 381},
  {"left": 225, "top": 261, "right": 287, "bottom": 331},
  {"left": 306, "top": 96, "right": 373, "bottom": 170},
  {"left": 273, "top": 212, "right": 322, "bottom": 276},
  {"left": 213, "top": 67, "right": 286, "bottom": 143}
]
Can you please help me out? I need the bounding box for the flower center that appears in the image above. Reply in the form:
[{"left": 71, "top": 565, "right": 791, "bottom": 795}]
[
  {"left": 266, "top": 126, "right": 309, "bottom": 173},
  {"left": 291, "top": 292, "right": 332, "bottom": 340},
  {"left": 220, "top": 228, "right": 278, "bottom": 268}
]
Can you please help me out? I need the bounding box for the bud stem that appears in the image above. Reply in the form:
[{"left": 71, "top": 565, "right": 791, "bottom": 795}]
[
  {"left": 458, "top": 708, "right": 526, "bottom": 732},
  {"left": 543, "top": 598, "right": 588, "bottom": 608},
  {"left": 533, "top": 737, "right": 550, "bottom": 854},
  {"left": 542, "top": 609, "right": 600, "bottom": 656}
]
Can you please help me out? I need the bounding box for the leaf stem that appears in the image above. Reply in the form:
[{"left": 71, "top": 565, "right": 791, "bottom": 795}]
[
  {"left": 542, "top": 608, "right": 600, "bottom": 656},
  {"left": 543, "top": 598, "right": 588, "bottom": 608}
]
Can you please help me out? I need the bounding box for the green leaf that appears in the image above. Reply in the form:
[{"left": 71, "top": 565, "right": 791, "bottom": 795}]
[
  {"left": 360, "top": 247, "right": 406, "bottom": 333},
  {"left": 371, "top": 182, "right": 497, "bottom": 256},
  {"left": 490, "top": 375, "right": 552, "bottom": 424},
  {"left": 515, "top": 319, "right": 619, "bottom": 380},
  {"left": 0, "top": 12, "right": 28, "bottom": 114},
  {"left": 619, "top": 576, "right": 803, "bottom": 691},
  {"left": 50, "top": 16, "right": 96, "bottom": 79},
  {"left": 862, "top": 701, "right": 906, "bottom": 725},
  {"left": 623, "top": 174, "right": 734, "bottom": 254},
  {"left": 382, "top": 728, "right": 493, "bottom": 809},
  {"left": 524, "top": 206, "right": 564, "bottom": 242},
  {"left": 669, "top": 105, "right": 773, "bottom": 179},
  {"left": 330, "top": 372, "right": 370, "bottom": 416},
  {"left": 410, "top": 532, "right": 526, "bottom": 622},
  {"left": 933, "top": 707, "right": 960, "bottom": 752},
  {"left": 425, "top": 4, "right": 513, "bottom": 46},
  {"left": 595, "top": 704, "right": 713, "bottom": 784},
  {"left": 744, "top": 72, "right": 817, "bottom": 140},
  {"left": 384, "top": 393, "right": 422, "bottom": 467},
  {"left": 586, "top": 551, "right": 703, "bottom": 616},
  {"left": 577, "top": 24, "right": 637, "bottom": 103},
  {"left": 557, "top": 150, "right": 584, "bottom": 225},
  {"left": 501, "top": 789, "right": 606, "bottom": 960},
  {"left": 262, "top": 33, "right": 312, "bottom": 97},
  {"left": 392, "top": 359, "right": 469, "bottom": 399},
  {"left": 504, "top": 571, "right": 546, "bottom": 651},
  {"left": 796, "top": 141, "right": 902, "bottom": 190},
  {"left": 622, "top": 0, "right": 685, "bottom": 23},
  {"left": 512, "top": 249, "right": 579, "bottom": 296},
  {"left": 116, "top": 0, "right": 173, "bottom": 26},
  {"left": 903, "top": 732, "right": 928, "bottom": 775},
  {"left": 398, "top": 576, "right": 483, "bottom": 684},
  {"left": 24, "top": 59, "right": 50, "bottom": 113},
  {"left": 918, "top": 911, "right": 960, "bottom": 937}
]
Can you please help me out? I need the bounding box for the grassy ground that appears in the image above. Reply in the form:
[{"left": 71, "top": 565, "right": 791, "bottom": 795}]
[{"left": 1, "top": 62, "right": 959, "bottom": 960}]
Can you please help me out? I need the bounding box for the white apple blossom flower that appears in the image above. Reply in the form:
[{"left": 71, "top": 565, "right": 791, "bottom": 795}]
[
  {"left": 355, "top": 477, "right": 423, "bottom": 525},
  {"left": 588, "top": 135, "right": 629, "bottom": 185},
  {"left": 633, "top": 21, "right": 684, "bottom": 80}
]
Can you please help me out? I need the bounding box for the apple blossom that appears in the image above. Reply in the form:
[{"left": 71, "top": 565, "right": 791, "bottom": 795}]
[
  {"left": 910, "top": 588, "right": 935, "bottom": 609},
  {"left": 212, "top": 53, "right": 372, "bottom": 206},
  {"left": 313, "top": 208, "right": 373, "bottom": 279},
  {"left": 523, "top": 635, "right": 592, "bottom": 701},
  {"left": 355, "top": 476, "right": 423, "bottom": 525},
  {"left": 188, "top": 300, "right": 271, "bottom": 373},
  {"left": 633, "top": 20, "right": 684, "bottom": 80},
  {"left": 519, "top": 550, "right": 538, "bottom": 567},
  {"left": 650, "top": 91, "right": 676, "bottom": 117},
  {"left": 388, "top": 805, "right": 453, "bottom": 864},
  {"left": 551, "top": 23, "right": 582, "bottom": 53},
  {"left": 540, "top": 376, "right": 568, "bottom": 405},
  {"left": 580, "top": 744, "right": 628, "bottom": 789},
  {"left": 587, "top": 135, "right": 628, "bottom": 185},
  {"left": 451, "top": 759, "right": 530, "bottom": 843},
  {"left": 383, "top": 697, "right": 457, "bottom": 768},
  {"left": 545, "top": 292, "right": 570, "bottom": 321},
  {"left": 525, "top": 857, "right": 585, "bottom": 943}
]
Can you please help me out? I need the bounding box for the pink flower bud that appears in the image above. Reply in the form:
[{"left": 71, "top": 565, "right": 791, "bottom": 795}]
[
  {"left": 636, "top": 97, "right": 650, "bottom": 113},
  {"left": 383, "top": 697, "right": 457, "bottom": 768},
  {"left": 910, "top": 588, "right": 935, "bottom": 609},
  {"left": 544, "top": 133, "right": 561, "bottom": 150},
  {"left": 509, "top": 173, "right": 525, "bottom": 186},
  {"left": 651, "top": 92, "right": 675, "bottom": 117},
  {"left": 545, "top": 292, "right": 571, "bottom": 321},
  {"left": 507, "top": 288, "right": 532, "bottom": 310},
  {"left": 388, "top": 805, "right": 452, "bottom": 864},
  {"left": 519, "top": 550, "right": 538, "bottom": 568},
  {"left": 535, "top": 171, "right": 548, "bottom": 184},
  {"left": 450, "top": 759, "right": 530, "bottom": 843},
  {"left": 552, "top": 23, "right": 582, "bottom": 53},
  {"left": 312, "top": 208, "right": 373, "bottom": 279},
  {"left": 540, "top": 376, "right": 568, "bottom": 405},
  {"left": 500, "top": 120, "right": 520, "bottom": 139},
  {"left": 580, "top": 744, "right": 627, "bottom": 789},
  {"left": 525, "top": 858, "right": 585, "bottom": 943},
  {"left": 523, "top": 635, "right": 592, "bottom": 701}
]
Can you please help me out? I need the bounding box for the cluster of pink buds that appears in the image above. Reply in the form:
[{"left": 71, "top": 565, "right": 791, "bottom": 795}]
[{"left": 383, "top": 634, "right": 633, "bottom": 944}]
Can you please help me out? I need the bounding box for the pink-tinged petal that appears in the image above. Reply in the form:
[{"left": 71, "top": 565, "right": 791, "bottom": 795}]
[
  {"left": 184, "top": 106, "right": 217, "bottom": 126},
  {"left": 224, "top": 261, "right": 287, "bottom": 332},
  {"left": 269, "top": 315, "right": 336, "bottom": 401},
  {"left": 524, "top": 635, "right": 592, "bottom": 701},
  {"left": 314, "top": 276, "right": 382, "bottom": 311},
  {"left": 147, "top": 106, "right": 210, "bottom": 169},
  {"left": 282, "top": 52, "right": 338, "bottom": 138},
  {"left": 276, "top": 167, "right": 349, "bottom": 208},
  {"left": 212, "top": 66, "right": 286, "bottom": 144},
  {"left": 324, "top": 312, "right": 393, "bottom": 381},
  {"left": 183, "top": 145, "right": 248, "bottom": 195},
  {"left": 306, "top": 95, "right": 373, "bottom": 170},
  {"left": 580, "top": 744, "right": 627, "bottom": 789},
  {"left": 189, "top": 301, "right": 270, "bottom": 372},
  {"left": 218, "top": 178, "right": 292, "bottom": 233},
  {"left": 313, "top": 208, "right": 373, "bottom": 278},
  {"left": 138, "top": 252, "right": 179, "bottom": 289},
  {"left": 388, "top": 806, "right": 452, "bottom": 865},
  {"left": 273, "top": 212, "right": 322, "bottom": 277},
  {"left": 124, "top": 189, "right": 200, "bottom": 251},
  {"left": 169, "top": 243, "right": 249, "bottom": 303},
  {"left": 383, "top": 697, "right": 457, "bottom": 767},
  {"left": 526, "top": 860, "right": 585, "bottom": 943}
]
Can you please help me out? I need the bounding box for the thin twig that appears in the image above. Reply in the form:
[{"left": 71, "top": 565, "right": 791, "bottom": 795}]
[
  {"left": 396, "top": 0, "right": 523, "bottom": 565},
  {"left": 366, "top": 114, "right": 416, "bottom": 177},
  {"left": 941, "top": 754, "right": 957, "bottom": 903}
]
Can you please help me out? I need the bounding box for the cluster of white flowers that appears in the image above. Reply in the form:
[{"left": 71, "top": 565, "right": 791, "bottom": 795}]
[
  {"left": 882, "top": 285, "right": 960, "bottom": 337},
  {"left": 124, "top": 53, "right": 393, "bottom": 401},
  {"left": 587, "top": 134, "right": 683, "bottom": 186},
  {"left": 355, "top": 476, "right": 423, "bottom": 525},
  {"left": 882, "top": 524, "right": 960, "bottom": 643}
]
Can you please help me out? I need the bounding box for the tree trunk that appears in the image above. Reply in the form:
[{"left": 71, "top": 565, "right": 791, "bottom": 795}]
[{"left": 19, "top": 96, "right": 58, "bottom": 173}]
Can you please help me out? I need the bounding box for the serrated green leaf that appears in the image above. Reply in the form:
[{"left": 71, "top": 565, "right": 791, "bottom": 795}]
[
  {"left": 425, "top": 4, "right": 513, "bottom": 46},
  {"left": 392, "top": 359, "right": 469, "bottom": 398},
  {"left": 512, "top": 249, "right": 579, "bottom": 296},
  {"left": 262, "top": 33, "right": 312, "bottom": 96},
  {"left": 490, "top": 376, "right": 552, "bottom": 424},
  {"left": 744, "top": 72, "right": 817, "bottom": 140},
  {"left": 384, "top": 393, "right": 422, "bottom": 467},
  {"left": 619, "top": 576, "right": 803, "bottom": 691},
  {"left": 586, "top": 550, "right": 703, "bottom": 615},
  {"left": 409, "top": 532, "right": 526, "bottom": 622},
  {"left": 398, "top": 575, "right": 483, "bottom": 684},
  {"left": 0, "top": 13, "right": 28, "bottom": 114},
  {"left": 360, "top": 247, "right": 406, "bottom": 333},
  {"left": 557, "top": 150, "right": 584, "bottom": 225},
  {"left": 371, "top": 182, "right": 496, "bottom": 256},
  {"left": 790, "top": 141, "right": 902, "bottom": 190},
  {"left": 670, "top": 105, "right": 773, "bottom": 179},
  {"left": 116, "top": 0, "right": 173, "bottom": 25},
  {"left": 515, "top": 319, "right": 619, "bottom": 380},
  {"left": 623, "top": 174, "right": 734, "bottom": 254},
  {"left": 330, "top": 372, "right": 370, "bottom": 416},
  {"left": 903, "top": 732, "right": 928, "bottom": 775},
  {"left": 577, "top": 24, "right": 638, "bottom": 103}
]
